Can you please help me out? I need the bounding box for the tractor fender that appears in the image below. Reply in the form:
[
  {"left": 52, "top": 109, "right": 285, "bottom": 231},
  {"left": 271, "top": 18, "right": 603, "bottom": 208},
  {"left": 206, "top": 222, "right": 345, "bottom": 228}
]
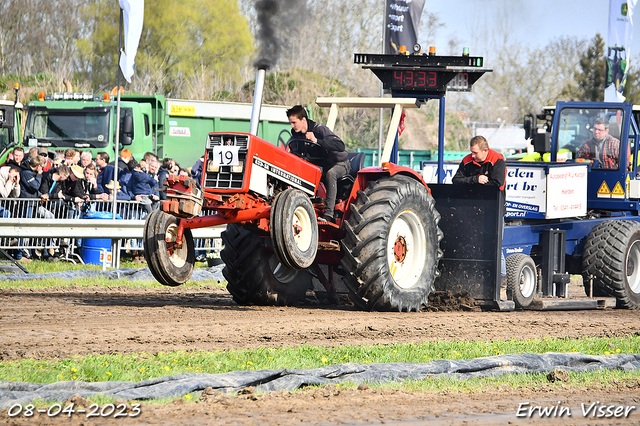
[{"left": 343, "top": 164, "right": 430, "bottom": 222}]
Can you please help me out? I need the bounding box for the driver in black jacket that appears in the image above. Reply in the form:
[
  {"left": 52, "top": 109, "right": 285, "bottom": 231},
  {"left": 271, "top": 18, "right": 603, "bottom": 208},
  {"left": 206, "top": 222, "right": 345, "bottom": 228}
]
[{"left": 286, "top": 105, "right": 350, "bottom": 222}]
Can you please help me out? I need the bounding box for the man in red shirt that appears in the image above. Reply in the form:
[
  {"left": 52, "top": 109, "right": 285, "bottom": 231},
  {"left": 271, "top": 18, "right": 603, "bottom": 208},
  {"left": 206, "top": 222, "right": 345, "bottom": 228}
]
[
  {"left": 453, "top": 135, "right": 507, "bottom": 296},
  {"left": 452, "top": 135, "right": 506, "bottom": 192}
]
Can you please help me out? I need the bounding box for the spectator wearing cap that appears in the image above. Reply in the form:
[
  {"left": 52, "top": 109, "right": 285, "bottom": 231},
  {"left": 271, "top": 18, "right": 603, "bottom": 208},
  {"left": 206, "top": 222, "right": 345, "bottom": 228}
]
[
  {"left": 61, "top": 164, "right": 89, "bottom": 213},
  {"left": 38, "top": 148, "right": 53, "bottom": 172},
  {"left": 105, "top": 180, "right": 130, "bottom": 201}
]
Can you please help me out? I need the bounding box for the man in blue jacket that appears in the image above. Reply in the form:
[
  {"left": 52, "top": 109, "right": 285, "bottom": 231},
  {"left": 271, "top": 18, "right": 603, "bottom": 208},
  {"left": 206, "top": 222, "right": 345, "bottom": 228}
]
[
  {"left": 129, "top": 158, "right": 159, "bottom": 214},
  {"left": 95, "top": 151, "right": 115, "bottom": 194}
]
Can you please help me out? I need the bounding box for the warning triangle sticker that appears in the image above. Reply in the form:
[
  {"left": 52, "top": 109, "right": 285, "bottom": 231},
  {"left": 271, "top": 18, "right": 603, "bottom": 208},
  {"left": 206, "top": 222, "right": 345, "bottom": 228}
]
[
  {"left": 597, "top": 181, "right": 611, "bottom": 198},
  {"left": 611, "top": 181, "right": 625, "bottom": 198}
]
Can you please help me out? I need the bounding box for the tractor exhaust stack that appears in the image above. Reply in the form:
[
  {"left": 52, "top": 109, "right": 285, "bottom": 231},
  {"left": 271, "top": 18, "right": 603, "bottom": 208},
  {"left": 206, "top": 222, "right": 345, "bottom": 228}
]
[{"left": 249, "top": 68, "right": 266, "bottom": 136}]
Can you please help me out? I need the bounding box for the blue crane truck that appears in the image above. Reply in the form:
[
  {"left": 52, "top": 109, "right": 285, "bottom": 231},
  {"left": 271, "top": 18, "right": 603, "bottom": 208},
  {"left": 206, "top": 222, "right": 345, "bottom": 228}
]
[{"left": 500, "top": 101, "right": 640, "bottom": 310}]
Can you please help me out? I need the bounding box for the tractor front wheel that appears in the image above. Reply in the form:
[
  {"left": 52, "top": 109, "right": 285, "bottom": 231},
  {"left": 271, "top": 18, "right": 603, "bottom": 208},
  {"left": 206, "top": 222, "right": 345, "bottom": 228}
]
[
  {"left": 143, "top": 209, "right": 195, "bottom": 286},
  {"left": 270, "top": 189, "right": 318, "bottom": 270},
  {"left": 341, "top": 175, "right": 442, "bottom": 311}
]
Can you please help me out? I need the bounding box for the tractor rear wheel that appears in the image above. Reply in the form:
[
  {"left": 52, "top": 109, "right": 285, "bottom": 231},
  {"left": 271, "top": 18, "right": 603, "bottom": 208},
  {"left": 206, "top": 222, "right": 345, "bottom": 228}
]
[
  {"left": 341, "top": 175, "right": 443, "bottom": 311},
  {"left": 222, "top": 223, "right": 312, "bottom": 306},
  {"left": 582, "top": 220, "right": 640, "bottom": 309},
  {"left": 144, "top": 209, "right": 195, "bottom": 286},
  {"left": 505, "top": 253, "right": 536, "bottom": 308}
]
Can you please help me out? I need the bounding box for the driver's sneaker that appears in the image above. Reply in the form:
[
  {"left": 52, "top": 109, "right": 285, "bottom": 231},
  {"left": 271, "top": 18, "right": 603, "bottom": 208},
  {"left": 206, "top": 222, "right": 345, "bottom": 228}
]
[{"left": 318, "top": 214, "right": 333, "bottom": 223}]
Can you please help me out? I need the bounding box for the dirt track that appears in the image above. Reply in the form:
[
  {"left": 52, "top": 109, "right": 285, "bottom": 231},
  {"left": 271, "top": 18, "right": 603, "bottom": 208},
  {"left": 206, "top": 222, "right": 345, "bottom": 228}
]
[{"left": 1, "top": 284, "right": 640, "bottom": 425}]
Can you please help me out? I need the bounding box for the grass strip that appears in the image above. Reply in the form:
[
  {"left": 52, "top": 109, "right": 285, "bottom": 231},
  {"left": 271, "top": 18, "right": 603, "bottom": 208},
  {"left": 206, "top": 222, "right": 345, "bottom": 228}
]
[{"left": 1, "top": 336, "right": 637, "bottom": 384}]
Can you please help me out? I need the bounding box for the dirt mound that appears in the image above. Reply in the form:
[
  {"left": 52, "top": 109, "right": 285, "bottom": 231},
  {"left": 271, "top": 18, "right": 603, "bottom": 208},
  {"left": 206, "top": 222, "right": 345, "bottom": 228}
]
[{"left": 427, "top": 290, "right": 480, "bottom": 312}]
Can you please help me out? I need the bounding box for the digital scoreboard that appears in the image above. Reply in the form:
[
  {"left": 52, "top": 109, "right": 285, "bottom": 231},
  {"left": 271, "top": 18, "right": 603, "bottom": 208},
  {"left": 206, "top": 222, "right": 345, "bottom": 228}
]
[{"left": 354, "top": 53, "right": 491, "bottom": 96}]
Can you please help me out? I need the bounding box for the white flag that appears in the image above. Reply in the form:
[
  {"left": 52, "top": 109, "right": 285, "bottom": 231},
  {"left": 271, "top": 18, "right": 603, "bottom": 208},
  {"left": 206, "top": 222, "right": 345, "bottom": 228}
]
[
  {"left": 605, "top": 0, "right": 637, "bottom": 102},
  {"left": 119, "top": 0, "right": 144, "bottom": 83}
]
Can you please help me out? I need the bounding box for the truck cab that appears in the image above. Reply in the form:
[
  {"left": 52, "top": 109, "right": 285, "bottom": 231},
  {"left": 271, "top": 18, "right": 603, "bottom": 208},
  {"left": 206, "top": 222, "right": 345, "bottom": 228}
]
[
  {"left": 0, "top": 98, "right": 23, "bottom": 164},
  {"left": 525, "top": 101, "right": 640, "bottom": 214},
  {"left": 23, "top": 92, "right": 154, "bottom": 161}
]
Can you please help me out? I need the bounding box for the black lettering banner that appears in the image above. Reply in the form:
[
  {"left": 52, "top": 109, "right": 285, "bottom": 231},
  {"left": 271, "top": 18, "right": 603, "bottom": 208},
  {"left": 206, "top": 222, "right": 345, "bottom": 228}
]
[{"left": 384, "top": 0, "right": 425, "bottom": 54}]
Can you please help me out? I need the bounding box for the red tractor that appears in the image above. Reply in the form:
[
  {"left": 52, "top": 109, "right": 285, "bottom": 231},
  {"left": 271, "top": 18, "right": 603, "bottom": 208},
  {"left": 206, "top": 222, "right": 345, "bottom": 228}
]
[{"left": 143, "top": 97, "right": 443, "bottom": 311}]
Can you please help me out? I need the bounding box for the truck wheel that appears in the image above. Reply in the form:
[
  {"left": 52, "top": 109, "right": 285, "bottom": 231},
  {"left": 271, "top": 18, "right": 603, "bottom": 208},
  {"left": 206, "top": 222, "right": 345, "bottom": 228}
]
[
  {"left": 144, "top": 209, "right": 195, "bottom": 286},
  {"left": 222, "top": 223, "right": 312, "bottom": 305},
  {"left": 506, "top": 254, "right": 536, "bottom": 308},
  {"left": 341, "top": 175, "right": 442, "bottom": 311},
  {"left": 582, "top": 220, "right": 640, "bottom": 309},
  {"left": 271, "top": 188, "right": 318, "bottom": 270}
]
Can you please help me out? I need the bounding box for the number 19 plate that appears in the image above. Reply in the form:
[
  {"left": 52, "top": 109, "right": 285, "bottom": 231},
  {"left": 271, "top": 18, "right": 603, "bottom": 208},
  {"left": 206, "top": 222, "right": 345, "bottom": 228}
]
[{"left": 212, "top": 146, "right": 240, "bottom": 166}]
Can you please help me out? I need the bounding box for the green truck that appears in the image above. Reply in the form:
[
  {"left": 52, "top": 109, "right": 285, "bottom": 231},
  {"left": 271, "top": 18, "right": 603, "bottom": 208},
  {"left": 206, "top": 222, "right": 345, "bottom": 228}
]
[
  {"left": 22, "top": 93, "right": 292, "bottom": 168},
  {"left": 0, "top": 85, "right": 23, "bottom": 165}
]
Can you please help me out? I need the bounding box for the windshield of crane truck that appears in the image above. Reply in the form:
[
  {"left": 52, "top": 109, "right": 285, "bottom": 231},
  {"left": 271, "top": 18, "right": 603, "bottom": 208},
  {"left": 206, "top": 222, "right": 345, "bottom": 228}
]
[
  {"left": 557, "top": 107, "right": 625, "bottom": 170},
  {"left": 24, "top": 107, "right": 110, "bottom": 149}
]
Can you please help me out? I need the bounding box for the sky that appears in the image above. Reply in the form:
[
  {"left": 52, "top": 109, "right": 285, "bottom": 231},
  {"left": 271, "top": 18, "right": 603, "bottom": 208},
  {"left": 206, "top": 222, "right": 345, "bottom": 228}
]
[{"left": 424, "top": 0, "right": 640, "bottom": 60}]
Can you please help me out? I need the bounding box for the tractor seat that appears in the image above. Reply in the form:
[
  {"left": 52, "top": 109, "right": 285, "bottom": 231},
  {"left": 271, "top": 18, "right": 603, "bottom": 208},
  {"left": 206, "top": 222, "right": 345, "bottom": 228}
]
[
  {"left": 336, "top": 152, "right": 366, "bottom": 200},
  {"left": 340, "top": 152, "right": 366, "bottom": 183}
]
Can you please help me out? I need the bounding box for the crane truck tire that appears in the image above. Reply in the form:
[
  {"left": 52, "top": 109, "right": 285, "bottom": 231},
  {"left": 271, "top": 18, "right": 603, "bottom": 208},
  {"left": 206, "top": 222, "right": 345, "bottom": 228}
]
[
  {"left": 505, "top": 253, "right": 536, "bottom": 308},
  {"left": 222, "top": 223, "right": 312, "bottom": 306},
  {"left": 144, "top": 209, "right": 195, "bottom": 286},
  {"left": 340, "top": 175, "right": 442, "bottom": 312},
  {"left": 582, "top": 220, "right": 640, "bottom": 309},
  {"left": 270, "top": 188, "right": 318, "bottom": 270}
]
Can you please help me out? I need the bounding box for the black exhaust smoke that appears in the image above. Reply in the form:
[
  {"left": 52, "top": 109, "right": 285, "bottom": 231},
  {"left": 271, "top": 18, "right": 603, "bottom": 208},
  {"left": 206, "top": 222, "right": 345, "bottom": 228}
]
[{"left": 250, "top": 0, "right": 306, "bottom": 135}]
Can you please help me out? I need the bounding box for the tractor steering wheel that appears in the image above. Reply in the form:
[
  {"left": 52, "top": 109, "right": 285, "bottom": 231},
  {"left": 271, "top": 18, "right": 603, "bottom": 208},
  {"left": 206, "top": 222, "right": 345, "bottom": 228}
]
[{"left": 286, "top": 138, "right": 328, "bottom": 165}]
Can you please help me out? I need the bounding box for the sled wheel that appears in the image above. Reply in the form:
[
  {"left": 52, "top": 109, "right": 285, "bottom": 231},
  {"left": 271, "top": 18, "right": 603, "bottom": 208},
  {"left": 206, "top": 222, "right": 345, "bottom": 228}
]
[
  {"left": 222, "top": 223, "right": 312, "bottom": 306},
  {"left": 582, "top": 220, "right": 640, "bottom": 309},
  {"left": 506, "top": 253, "right": 536, "bottom": 308},
  {"left": 271, "top": 188, "right": 318, "bottom": 270},
  {"left": 145, "top": 210, "right": 195, "bottom": 286},
  {"left": 340, "top": 175, "right": 443, "bottom": 312}
]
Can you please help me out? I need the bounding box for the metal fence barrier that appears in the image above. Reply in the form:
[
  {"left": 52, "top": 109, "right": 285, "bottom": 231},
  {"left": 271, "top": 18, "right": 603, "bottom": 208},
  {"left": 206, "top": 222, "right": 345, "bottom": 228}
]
[{"left": 0, "top": 198, "right": 224, "bottom": 268}]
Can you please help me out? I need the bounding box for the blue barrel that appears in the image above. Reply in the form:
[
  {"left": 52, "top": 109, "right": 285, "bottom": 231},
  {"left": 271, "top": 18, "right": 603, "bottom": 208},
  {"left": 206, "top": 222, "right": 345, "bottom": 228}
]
[
  {"left": 81, "top": 238, "right": 111, "bottom": 265},
  {"left": 80, "top": 211, "right": 121, "bottom": 265}
]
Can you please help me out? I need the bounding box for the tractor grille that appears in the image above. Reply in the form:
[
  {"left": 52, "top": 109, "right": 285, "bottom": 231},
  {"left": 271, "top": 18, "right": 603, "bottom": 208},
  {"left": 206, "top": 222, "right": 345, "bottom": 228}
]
[
  {"left": 207, "top": 134, "right": 249, "bottom": 149},
  {"left": 204, "top": 134, "right": 248, "bottom": 189}
]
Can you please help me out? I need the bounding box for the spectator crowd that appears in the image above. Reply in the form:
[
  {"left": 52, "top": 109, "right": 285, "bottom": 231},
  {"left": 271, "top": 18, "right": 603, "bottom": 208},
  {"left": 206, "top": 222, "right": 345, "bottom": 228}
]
[{"left": 0, "top": 146, "right": 194, "bottom": 262}]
